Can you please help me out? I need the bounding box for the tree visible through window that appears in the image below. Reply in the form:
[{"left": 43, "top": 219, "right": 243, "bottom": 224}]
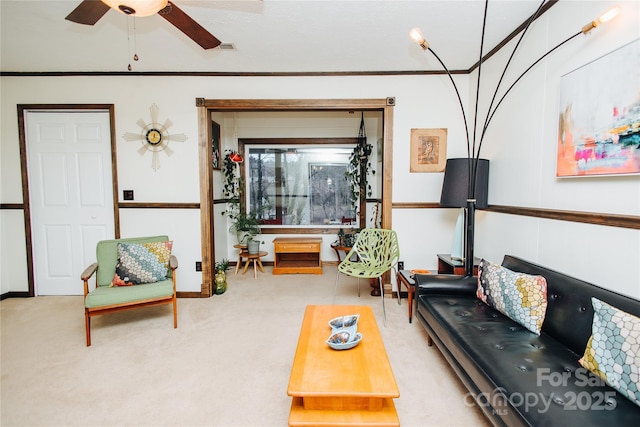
[
  {"left": 309, "top": 163, "right": 351, "bottom": 225},
  {"left": 246, "top": 145, "right": 355, "bottom": 226}
]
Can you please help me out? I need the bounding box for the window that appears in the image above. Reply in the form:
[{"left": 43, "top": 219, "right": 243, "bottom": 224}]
[
  {"left": 243, "top": 142, "right": 357, "bottom": 227},
  {"left": 309, "top": 163, "right": 351, "bottom": 225}
]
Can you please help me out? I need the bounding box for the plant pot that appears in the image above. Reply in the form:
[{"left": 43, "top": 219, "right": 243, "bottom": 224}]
[
  {"left": 247, "top": 240, "right": 261, "bottom": 254},
  {"left": 214, "top": 270, "right": 227, "bottom": 295},
  {"left": 237, "top": 230, "right": 253, "bottom": 246},
  {"left": 343, "top": 233, "right": 356, "bottom": 247}
]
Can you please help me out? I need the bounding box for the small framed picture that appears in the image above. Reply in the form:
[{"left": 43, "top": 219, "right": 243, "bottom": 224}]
[
  {"left": 410, "top": 128, "right": 447, "bottom": 172},
  {"left": 212, "top": 120, "right": 221, "bottom": 170}
]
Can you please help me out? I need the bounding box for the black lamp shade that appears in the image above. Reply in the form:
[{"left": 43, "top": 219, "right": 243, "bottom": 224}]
[{"left": 440, "top": 158, "right": 490, "bottom": 209}]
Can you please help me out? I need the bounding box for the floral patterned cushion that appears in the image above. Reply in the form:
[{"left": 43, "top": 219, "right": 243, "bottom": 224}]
[
  {"left": 477, "top": 259, "right": 548, "bottom": 335},
  {"left": 579, "top": 297, "right": 640, "bottom": 407},
  {"left": 114, "top": 241, "right": 173, "bottom": 285}
]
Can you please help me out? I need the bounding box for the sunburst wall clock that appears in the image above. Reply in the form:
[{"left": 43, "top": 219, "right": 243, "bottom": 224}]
[{"left": 123, "top": 103, "right": 188, "bottom": 170}]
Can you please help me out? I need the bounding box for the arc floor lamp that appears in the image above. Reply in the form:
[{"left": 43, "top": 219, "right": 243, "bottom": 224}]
[{"left": 410, "top": 0, "right": 620, "bottom": 276}]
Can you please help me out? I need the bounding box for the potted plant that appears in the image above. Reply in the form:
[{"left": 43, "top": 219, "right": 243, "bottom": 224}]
[
  {"left": 247, "top": 238, "right": 265, "bottom": 254},
  {"left": 229, "top": 210, "right": 261, "bottom": 246},
  {"left": 221, "top": 150, "right": 263, "bottom": 245},
  {"left": 214, "top": 259, "right": 230, "bottom": 295},
  {"left": 215, "top": 259, "right": 230, "bottom": 273}
]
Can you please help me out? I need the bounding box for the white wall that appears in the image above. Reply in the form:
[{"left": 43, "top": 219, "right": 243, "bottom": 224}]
[
  {"left": 1, "top": 1, "right": 638, "bottom": 297},
  {"left": 118, "top": 209, "right": 202, "bottom": 293},
  {"left": 474, "top": 0, "right": 640, "bottom": 298},
  {"left": 1, "top": 74, "right": 462, "bottom": 293},
  {"left": 0, "top": 211, "right": 28, "bottom": 294}
]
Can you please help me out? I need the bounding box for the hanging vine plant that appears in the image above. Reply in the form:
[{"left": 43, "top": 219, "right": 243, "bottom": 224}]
[
  {"left": 345, "top": 113, "right": 375, "bottom": 215},
  {"left": 345, "top": 144, "right": 375, "bottom": 212},
  {"left": 221, "top": 150, "right": 243, "bottom": 220},
  {"left": 221, "top": 150, "right": 261, "bottom": 243},
  {"left": 222, "top": 150, "right": 239, "bottom": 200}
]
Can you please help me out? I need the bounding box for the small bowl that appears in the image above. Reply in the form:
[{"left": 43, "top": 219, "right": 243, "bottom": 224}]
[
  {"left": 327, "top": 332, "right": 363, "bottom": 351},
  {"left": 332, "top": 325, "right": 357, "bottom": 340},
  {"left": 328, "top": 314, "right": 359, "bottom": 330},
  {"left": 327, "top": 325, "right": 357, "bottom": 341}
]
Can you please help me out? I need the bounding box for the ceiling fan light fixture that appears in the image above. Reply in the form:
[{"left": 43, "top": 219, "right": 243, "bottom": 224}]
[{"left": 101, "top": 0, "right": 169, "bottom": 17}]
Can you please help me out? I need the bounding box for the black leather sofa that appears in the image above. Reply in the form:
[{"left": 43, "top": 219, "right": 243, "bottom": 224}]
[{"left": 415, "top": 255, "right": 640, "bottom": 427}]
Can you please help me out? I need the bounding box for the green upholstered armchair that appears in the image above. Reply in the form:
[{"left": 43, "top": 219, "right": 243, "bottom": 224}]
[{"left": 80, "top": 235, "right": 178, "bottom": 346}]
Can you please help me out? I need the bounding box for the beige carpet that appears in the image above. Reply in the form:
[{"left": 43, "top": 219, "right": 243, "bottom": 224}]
[{"left": 1, "top": 265, "right": 489, "bottom": 427}]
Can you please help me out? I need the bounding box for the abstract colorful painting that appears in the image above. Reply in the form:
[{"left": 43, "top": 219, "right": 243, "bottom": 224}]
[{"left": 557, "top": 39, "right": 640, "bottom": 177}]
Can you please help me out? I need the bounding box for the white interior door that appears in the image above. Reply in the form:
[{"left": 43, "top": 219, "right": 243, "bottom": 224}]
[{"left": 26, "top": 111, "right": 114, "bottom": 295}]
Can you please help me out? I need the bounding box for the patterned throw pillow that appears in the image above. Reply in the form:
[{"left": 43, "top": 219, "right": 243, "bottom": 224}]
[
  {"left": 111, "top": 273, "right": 134, "bottom": 287},
  {"left": 477, "top": 259, "right": 548, "bottom": 335},
  {"left": 579, "top": 297, "right": 640, "bottom": 407},
  {"left": 115, "top": 241, "right": 173, "bottom": 285}
]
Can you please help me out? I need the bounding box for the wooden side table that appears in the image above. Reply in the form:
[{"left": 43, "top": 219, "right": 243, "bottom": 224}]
[
  {"left": 239, "top": 251, "right": 268, "bottom": 279},
  {"left": 273, "top": 238, "right": 322, "bottom": 274},
  {"left": 396, "top": 269, "right": 430, "bottom": 323},
  {"left": 437, "top": 254, "right": 481, "bottom": 275},
  {"left": 331, "top": 244, "right": 380, "bottom": 296},
  {"left": 233, "top": 244, "right": 247, "bottom": 275},
  {"left": 330, "top": 244, "right": 355, "bottom": 262},
  {"left": 396, "top": 270, "right": 416, "bottom": 323}
]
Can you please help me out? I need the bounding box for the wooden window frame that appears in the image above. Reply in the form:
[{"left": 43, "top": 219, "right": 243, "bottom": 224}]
[{"left": 196, "top": 98, "right": 395, "bottom": 297}]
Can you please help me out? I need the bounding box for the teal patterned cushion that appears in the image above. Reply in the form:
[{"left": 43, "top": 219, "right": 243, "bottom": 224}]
[
  {"left": 579, "top": 297, "right": 640, "bottom": 407},
  {"left": 115, "top": 241, "right": 173, "bottom": 285},
  {"left": 477, "top": 259, "right": 548, "bottom": 335}
]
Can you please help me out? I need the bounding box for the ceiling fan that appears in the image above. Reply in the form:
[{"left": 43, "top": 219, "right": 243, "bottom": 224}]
[{"left": 65, "top": 0, "right": 221, "bottom": 49}]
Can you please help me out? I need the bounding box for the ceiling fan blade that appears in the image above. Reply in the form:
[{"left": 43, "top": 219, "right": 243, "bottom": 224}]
[
  {"left": 65, "top": 0, "right": 110, "bottom": 25},
  {"left": 158, "top": 1, "right": 221, "bottom": 50}
]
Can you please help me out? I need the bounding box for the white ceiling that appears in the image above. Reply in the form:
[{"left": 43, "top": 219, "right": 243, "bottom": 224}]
[{"left": 1, "top": 0, "right": 548, "bottom": 73}]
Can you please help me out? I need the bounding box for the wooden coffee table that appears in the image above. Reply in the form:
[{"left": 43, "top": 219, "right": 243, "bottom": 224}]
[{"left": 287, "top": 305, "right": 400, "bottom": 426}]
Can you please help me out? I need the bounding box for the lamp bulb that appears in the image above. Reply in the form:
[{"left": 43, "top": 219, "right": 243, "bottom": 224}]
[
  {"left": 410, "top": 27, "right": 429, "bottom": 50},
  {"left": 409, "top": 27, "right": 424, "bottom": 43},
  {"left": 582, "top": 6, "right": 621, "bottom": 34},
  {"left": 597, "top": 7, "right": 620, "bottom": 24}
]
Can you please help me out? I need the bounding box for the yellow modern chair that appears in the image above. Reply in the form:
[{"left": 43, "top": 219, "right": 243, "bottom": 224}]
[{"left": 335, "top": 228, "right": 400, "bottom": 324}]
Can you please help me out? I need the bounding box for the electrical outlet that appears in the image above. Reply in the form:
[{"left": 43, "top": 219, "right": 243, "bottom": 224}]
[
  {"left": 398, "top": 261, "right": 404, "bottom": 271},
  {"left": 123, "top": 190, "right": 134, "bottom": 201},
  {"left": 195, "top": 261, "right": 202, "bottom": 272}
]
